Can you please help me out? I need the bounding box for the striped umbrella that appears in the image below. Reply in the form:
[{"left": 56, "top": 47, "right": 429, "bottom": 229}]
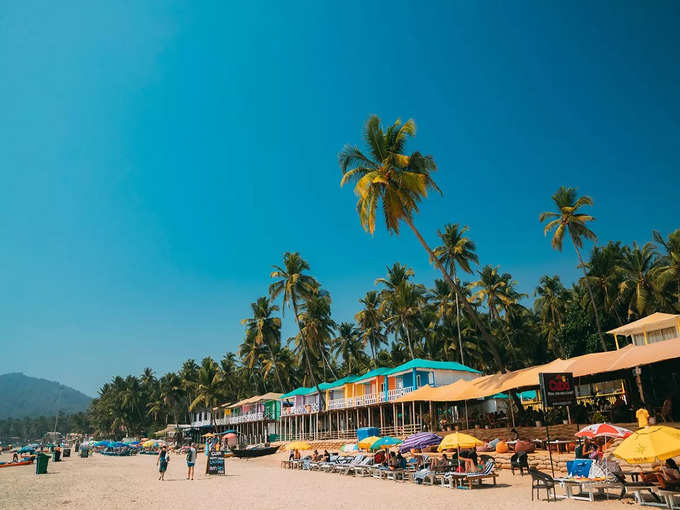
[
  {"left": 575, "top": 423, "right": 632, "bottom": 439},
  {"left": 398, "top": 432, "right": 442, "bottom": 453},
  {"left": 370, "top": 436, "right": 402, "bottom": 451}
]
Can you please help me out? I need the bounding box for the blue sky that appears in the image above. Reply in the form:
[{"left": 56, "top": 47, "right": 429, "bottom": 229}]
[{"left": 2, "top": 1, "right": 679, "bottom": 396}]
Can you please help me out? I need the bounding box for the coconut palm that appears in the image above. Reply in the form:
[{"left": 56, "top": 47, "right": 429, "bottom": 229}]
[
  {"left": 379, "top": 277, "right": 428, "bottom": 360},
  {"left": 269, "top": 252, "right": 325, "bottom": 398},
  {"left": 241, "top": 297, "right": 285, "bottom": 392},
  {"left": 332, "top": 322, "right": 366, "bottom": 374},
  {"left": 653, "top": 229, "right": 680, "bottom": 307},
  {"left": 617, "top": 242, "right": 659, "bottom": 319},
  {"left": 540, "top": 186, "right": 607, "bottom": 351},
  {"left": 584, "top": 242, "right": 626, "bottom": 325},
  {"left": 158, "top": 372, "right": 183, "bottom": 425},
  {"left": 189, "top": 358, "right": 224, "bottom": 428},
  {"left": 534, "top": 275, "right": 569, "bottom": 355},
  {"left": 339, "top": 116, "right": 503, "bottom": 370},
  {"left": 297, "top": 292, "right": 337, "bottom": 380},
  {"left": 355, "top": 290, "right": 386, "bottom": 363},
  {"left": 435, "top": 223, "right": 478, "bottom": 365}
]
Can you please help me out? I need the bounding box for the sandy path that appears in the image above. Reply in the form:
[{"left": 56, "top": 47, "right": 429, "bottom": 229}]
[{"left": 0, "top": 451, "right": 624, "bottom": 509}]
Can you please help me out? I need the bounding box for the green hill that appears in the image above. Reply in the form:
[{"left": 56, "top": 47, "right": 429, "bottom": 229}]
[{"left": 0, "top": 373, "right": 92, "bottom": 419}]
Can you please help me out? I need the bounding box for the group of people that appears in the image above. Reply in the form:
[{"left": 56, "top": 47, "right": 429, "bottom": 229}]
[{"left": 156, "top": 443, "right": 198, "bottom": 481}]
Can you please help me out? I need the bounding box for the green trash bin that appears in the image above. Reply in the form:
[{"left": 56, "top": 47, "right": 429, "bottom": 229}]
[{"left": 36, "top": 453, "right": 49, "bottom": 474}]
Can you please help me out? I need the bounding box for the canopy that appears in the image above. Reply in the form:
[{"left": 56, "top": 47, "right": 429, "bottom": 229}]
[
  {"left": 396, "top": 338, "right": 680, "bottom": 403},
  {"left": 613, "top": 426, "right": 680, "bottom": 463},
  {"left": 607, "top": 312, "right": 680, "bottom": 336},
  {"left": 437, "top": 432, "right": 483, "bottom": 452},
  {"left": 370, "top": 436, "right": 402, "bottom": 451}
]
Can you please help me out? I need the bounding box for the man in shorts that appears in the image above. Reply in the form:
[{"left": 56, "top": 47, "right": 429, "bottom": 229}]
[{"left": 186, "top": 443, "right": 197, "bottom": 480}]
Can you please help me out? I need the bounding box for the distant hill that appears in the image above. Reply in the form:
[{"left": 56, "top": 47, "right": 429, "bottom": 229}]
[{"left": 0, "top": 373, "right": 92, "bottom": 419}]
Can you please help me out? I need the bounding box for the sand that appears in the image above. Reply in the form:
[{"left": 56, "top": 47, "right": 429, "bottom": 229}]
[{"left": 0, "top": 451, "right": 625, "bottom": 510}]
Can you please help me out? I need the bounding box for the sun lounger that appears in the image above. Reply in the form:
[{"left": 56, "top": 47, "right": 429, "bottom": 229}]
[
  {"left": 343, "top": 456, "right": 372, "bottom": 476},
  {"left": 453, "top": 460, "right": 498, "bottom": 490},
  {"left": 333, "top": 455, "right": 363, "bottom": 473}
]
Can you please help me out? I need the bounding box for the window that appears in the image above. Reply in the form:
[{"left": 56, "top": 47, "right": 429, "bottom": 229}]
[{"left": 632, "top": 326, "right": 678, "bottom": 345}]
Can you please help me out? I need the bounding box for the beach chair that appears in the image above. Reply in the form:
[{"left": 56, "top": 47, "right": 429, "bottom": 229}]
[
  {"left": 451, "top": 460, "right": 498, "bottom": 490},
  {"left": 333, "top": 455, "right": 363, "bottom": 473},
  {"left": 343, "top": 456, "right": 371, "bottom": 476},
  {"left": 371, "top": 465, "right": 391, "bottom": 479},
  {"left": 529, "top": 468, "right": 556, "bottom": 502},
  {"left": 319, "top": 455, "right": 342, "bottom": 472},
  {"left": 385, "top": 467, "right": 407, "bottom": 481},
  {"left": 350, "top": 457, "right": 374, "bottom": 477}
]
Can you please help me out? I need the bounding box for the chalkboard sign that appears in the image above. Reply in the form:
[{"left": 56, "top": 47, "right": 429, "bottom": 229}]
[
  {"left": 207, "top": 450, "right": 225, "bottom": 475},
  {"left": 539, "top": 372, "right": 576, "bottom": 407}
]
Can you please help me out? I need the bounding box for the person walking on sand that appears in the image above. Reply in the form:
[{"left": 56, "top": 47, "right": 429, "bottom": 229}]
[
  {"left": 186, "top": 443, "right": 197, "bottom": 480},
  {"left": 157, "top": 445, "right": 170, "bottom": 480}
]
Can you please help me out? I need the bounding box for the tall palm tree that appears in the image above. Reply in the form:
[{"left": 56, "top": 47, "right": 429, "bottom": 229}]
[
  {"left": 189, "top": 358, "right": 224, "bottom": 428},
  {"left": 241, "top": 297, "right": 285, "bottom": 392},
  {"left": 261, "top": 343, "right": 295, "bottom": 392},
  {"left": 355, "top": 290, "right": 386, "bottom": 363},
  {"left": 378, "top": 277, "right": 428, "bottom": 360},
  {"left": 435, "top": 223, "right": 479, "bottom": 365},
  {"left": 339, "top": 115, "right": 503, "bottom": 370},
  {"left": 584, "top": 242, "right": 625, "bottom": 325},
  {"left": 540, "top": 186, "right": 607, "bottom": 351},
  {"left": 617, "top": 242, "right": 659, "bottom": 319},
  {"left": 534, "top": 275, "right": 569, "bottom": 356},
  {"left": 159, "top": 372, "right": 183, "bottom": 425},
  {"left": 653, "top": 229, "right": 680, "bottom": 307},
  {"left": 332, "top": 322, "right": 365, "bottom": 374},
  {"left": 269, "top": 252, "right": 325, "bottom": 400},
  {"left": 297, "top": 292, "right": 337, "bottom": 380}
]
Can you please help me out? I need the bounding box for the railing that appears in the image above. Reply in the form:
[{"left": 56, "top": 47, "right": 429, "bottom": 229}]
[
  {"left": 387, "top": 387, "right": 414, "bottom": 401},
  {"left": 191, "top": 418, "right": 212, "bottom": 427},
  {"left": 281, "top": 403, "right": 320, "bottom": 416},
  {"left": 278, "top": 423, "right": 423, "bottom": 442}
]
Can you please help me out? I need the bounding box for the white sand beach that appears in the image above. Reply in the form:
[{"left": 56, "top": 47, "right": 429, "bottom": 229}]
[{"left": 1, "top": 451, "right": 625, "bottom": 510}]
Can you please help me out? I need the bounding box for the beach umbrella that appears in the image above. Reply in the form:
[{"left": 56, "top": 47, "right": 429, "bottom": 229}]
[
  {"left": 357, "top": 436, "right": 381, "bottom": 450},
  {"left": 202, "top": 433, "right": 216, "bottom": 438},
  {"left": 613, "top": 425, "right": 680, "bottom": 464},
  {"left": 285, "top": 441, "right": 311, "bottom": 451},
  {"left": 17, "top": 446, "right": 35, "bottom": 453},
  {"left": 576, "top": 423, "right": 632, "bottom": 439},
  {"left": 437, "top": 432, "right": 483, "bottom": 452},
  {"left": 399, "top": 432, "right": 442, "bottom": 454},
  {"left": 224, "top": 433, "right": 237, "bottom": 439},
  {"left": 142, "top": 440, "right": 156, "bottom": 448},
  {"left": 111, "top": 441, "right": 126, "bottom": 447},
  {"left": 370, "top": 436, "right": 402, "bottom": 451},
  {"left": 340, "top": 443, "right": 358, "bottom": 453}
]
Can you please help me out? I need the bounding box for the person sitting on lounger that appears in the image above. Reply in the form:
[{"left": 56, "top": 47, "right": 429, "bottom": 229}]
[
  {"left": 311, "top": 450, "right": 320, "bottom": 462},
  {"left": 293, "top": 449, "right": 301, "bottom": 461},
  {"left": 396, "top": 451, "right": 406, "bottom": 469},
  {"left": 459, "top": 448, "right": 478, "bottom": 472},
  {"left": 322, "top": 450, "right": 330, "bottom": 462},
  {"left": 661, "top": 459, "right": 680, "bottom": 485}
]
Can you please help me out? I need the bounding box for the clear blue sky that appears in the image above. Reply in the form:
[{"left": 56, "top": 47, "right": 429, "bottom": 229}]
[{"left": 2, "top": 1, "right": 679, "bottom": 396}]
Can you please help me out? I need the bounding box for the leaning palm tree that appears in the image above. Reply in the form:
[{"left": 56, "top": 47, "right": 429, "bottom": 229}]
[
  {"left": 435, "top": 223, "right": 478, "bottom": 365},
  {"left": 269, "top": 252, "right": 325, "bottom": 400},
  {"left": 540, "top": 186, "right": 607, "bottom": 351},
  {"left": 339, "top": 115, "right": 504, "bottom": 370},
  {"left": 241, "top": 297, "right": 285, "bottom": 392}
]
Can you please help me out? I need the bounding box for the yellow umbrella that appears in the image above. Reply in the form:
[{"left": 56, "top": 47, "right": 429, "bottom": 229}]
[
  {"left": 437, "top": 432, "right": 483, "bottom": 452},
  {"left": 285, "top": 441, "right": 311, "bottom": 451},
  {"left": 613, "top": 425, "right": 680, "bottom": 464},
  {"left": 202, "top": 433, "right": 216, "bottom": 438},
  {"left": 142, "top": 440, "right": 156, "bottom": 448},
  {"left": 358, "top": 436, "right": 381, "bottom": 450}
]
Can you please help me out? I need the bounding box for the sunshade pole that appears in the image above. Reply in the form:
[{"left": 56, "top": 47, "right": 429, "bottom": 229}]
[{"left": 464, "top": 401, "right": 469, "bottom": 430}]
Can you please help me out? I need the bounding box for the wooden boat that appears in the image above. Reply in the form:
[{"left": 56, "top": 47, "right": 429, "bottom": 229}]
[
  {"left": 231, "top": 445, "right": 280, "bottom": 458},
  {"left": 0, "top": 459, "right": 34, "bottom": 468}
]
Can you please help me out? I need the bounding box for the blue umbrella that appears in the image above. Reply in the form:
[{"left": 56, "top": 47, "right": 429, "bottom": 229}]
[
  {"left": 18, "top": 446, "right": 35, "bottom": 453},
  {"left": 370, "top": 436, "right": 403, "bottom": 451},
  {"left": 111, "top": 441, "right": 126, "bottom": 447}
]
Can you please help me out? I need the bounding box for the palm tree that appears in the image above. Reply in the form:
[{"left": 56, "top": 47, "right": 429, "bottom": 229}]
[
  {"left": 339, "top": 115, "right": 504, "bottom": 370},
  {"left": 332, "top": 322, "right": 365, "bottom": 373},
  {"left": 241, "top": 297, "right": 285, "bottom": 392},
  {"left": 584, "top": 242, "right": 625, "bottom": 325},
  {"left": 617, "top": 242, "right": 659, "bottom": 319},
  {"left": 355, "top": 290, "right": 386, "bottom": 363},
  {"left": 262, "top": 343, "right": 296, "bottom": 392},
  {"left": 435, "top": 223, "right": 479, "bottom": 365},
  {"left": 378, "top": 276, "right": 428, "bottom": 360},
  {"left": 159, "top": 372, "right": 183, "bottom": 425},
  {"left": 540, "top": 186, "right": 607, "bottom": 351},
  {"left": 653, "top": 229, "right": 680, "bottom": 307},
  {"left": 298, "top": 292, "right": 337, "bottom": 380},
  {"left": 534, "top": 275, "right": 569, "bottom": 355},
  {"left": 269, "top": 252, "right": 325, "bottom": 400},
  {"left": 189, "top": 358, "right": 224, "bottom": 428}
]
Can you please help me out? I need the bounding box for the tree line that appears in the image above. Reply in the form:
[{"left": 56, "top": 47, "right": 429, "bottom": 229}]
[{"left": 81, "top": 116, "right": 679, "bottom": 439}]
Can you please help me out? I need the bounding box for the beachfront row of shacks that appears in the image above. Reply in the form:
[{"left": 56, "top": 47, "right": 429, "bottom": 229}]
[{"left": 188, "top": 312, "right": 680, "bottom": 445}]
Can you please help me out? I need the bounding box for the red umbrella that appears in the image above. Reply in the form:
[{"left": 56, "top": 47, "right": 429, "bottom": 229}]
[{"left": 575, "top": 423, "right": 632, "bottom": 439}]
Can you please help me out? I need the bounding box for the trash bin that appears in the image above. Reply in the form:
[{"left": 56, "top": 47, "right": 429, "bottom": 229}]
[
  {"left": 53, "top": 450, "right": 61, "bottom": 462},
  {"left": 36, "top": 453, "right": 49, "bottom": 474}
]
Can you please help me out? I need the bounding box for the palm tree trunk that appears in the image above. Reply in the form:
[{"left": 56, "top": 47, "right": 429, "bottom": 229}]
[
  {"left": 452, "top": 266, "right": 465, "bottom": 366},
  {"left": 574, "top": 244, "right": 608, "bottom": 351},
  {"left": 291, "top": 296, "right": 325, "bottom": 409},
  {"left": 404, "top": 216, "right": 505, "bottom": 371},
  {"left": 266, "top": 344, "right": 285, "bottom": 392},
  {"left": 403, "top": 322, "right": 415, "bottom": 360}
]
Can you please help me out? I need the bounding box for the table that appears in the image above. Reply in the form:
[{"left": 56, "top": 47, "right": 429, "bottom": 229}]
[{"left": 546, "top": 440, "right": 573, "bottom": 454}]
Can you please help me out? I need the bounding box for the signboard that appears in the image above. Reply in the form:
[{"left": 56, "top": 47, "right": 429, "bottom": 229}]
[
  {"left": 207, "top": 450, "right": 225, "bottom": 475},
  {"left": 539, "top": 372, "right": 576, "bottom": 407}
]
